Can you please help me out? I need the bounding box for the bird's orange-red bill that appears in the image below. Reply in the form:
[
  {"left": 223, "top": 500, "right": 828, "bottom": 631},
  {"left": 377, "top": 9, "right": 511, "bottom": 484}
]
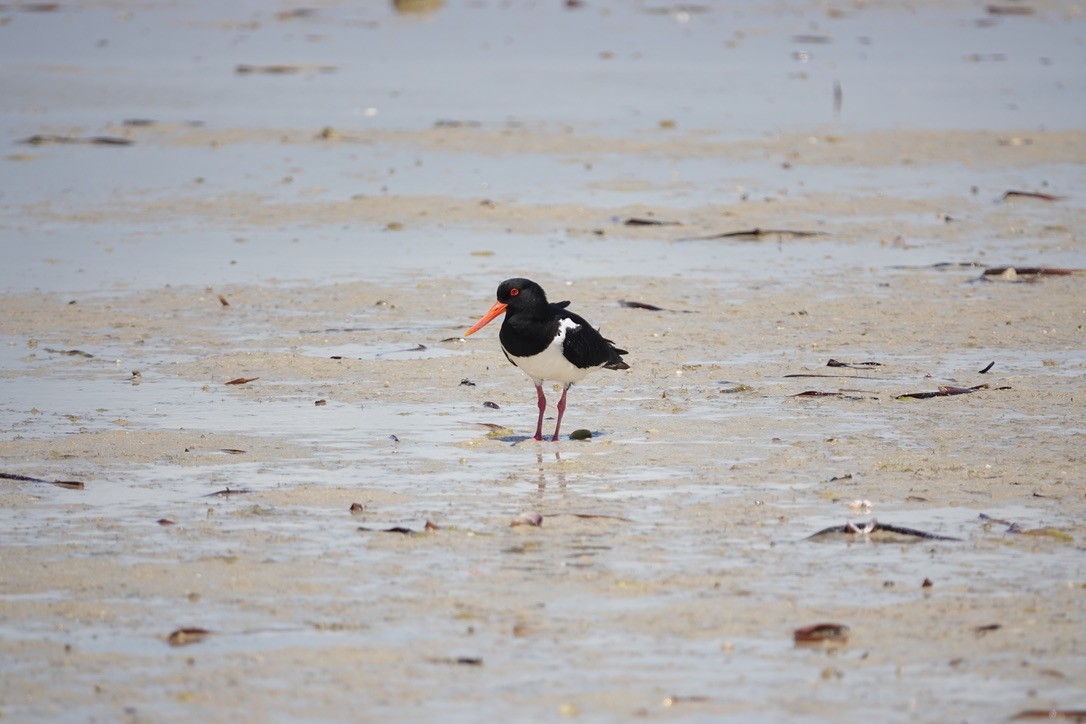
[{"left": 465, "top": 301, "right": 507, "bottom": 336}]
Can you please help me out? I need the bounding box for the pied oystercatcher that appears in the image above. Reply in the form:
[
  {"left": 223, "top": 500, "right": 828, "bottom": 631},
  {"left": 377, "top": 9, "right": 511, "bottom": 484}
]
[{"left": 465, "top": 278, "right": 629, "bottom": 441}]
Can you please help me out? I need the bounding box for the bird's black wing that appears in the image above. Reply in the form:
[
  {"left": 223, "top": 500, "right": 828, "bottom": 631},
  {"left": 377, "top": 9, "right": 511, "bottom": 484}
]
[{"left": 559, "top": 309, "right": 629, "bottom": 370}]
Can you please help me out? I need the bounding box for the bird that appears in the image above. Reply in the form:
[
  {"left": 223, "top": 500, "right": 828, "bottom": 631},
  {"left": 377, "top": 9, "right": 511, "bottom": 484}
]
[{"left": 465, "top": 278, "right": 629, "bottom": 442}]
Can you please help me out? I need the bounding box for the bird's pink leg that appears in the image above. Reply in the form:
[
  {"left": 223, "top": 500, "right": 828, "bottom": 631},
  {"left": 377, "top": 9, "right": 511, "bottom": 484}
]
[
  {"left": 533, "top": 383, "right": 547, "bottom": 441},
  {"left": 551, "top": 385, "right": 570, "bottom": 442}
]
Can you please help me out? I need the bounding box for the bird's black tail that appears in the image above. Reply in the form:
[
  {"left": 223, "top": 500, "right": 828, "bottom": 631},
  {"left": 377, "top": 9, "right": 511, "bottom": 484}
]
[{"left": 604, "top": 341, "right": 629, "bottom": 370}]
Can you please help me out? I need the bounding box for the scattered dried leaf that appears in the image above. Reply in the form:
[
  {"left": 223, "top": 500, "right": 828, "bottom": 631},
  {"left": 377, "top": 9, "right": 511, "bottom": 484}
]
[
  {"left": 618, "top": 299, "right": 665, "bottom": 311},
  {"left": 1000, "top": 189, "right": 1062, "bottom": 201},
  {"left": 44, "top": 348, "right": 94, "bottom": 358},
  {"left": 987, "top": 4, "right": 1035, "bottom": 14},
  {"left": 679, "top": 228, "right": 826, "bottom": 241},
  {"left": 622, "top": 217, "right": 683, "bottom": 227},
  {"left": 889, "top": 261, "right": 986, "bottom": 271},
  {"left": 203, "top": 488, "right": 253, "bottom": 497},
  {"left": 807, "top": 520, "right": 961, "bottom": 541},
  {"left": 785, "top": 371, "right": 883, "bottom": 380},
  {"left": 982, "top": 266, "right": 1085, "bottom": 278},
  {"left": 794, "top": 623, "right": 850, "bottom": 645},
  {"left": 167, "top": 628, "right": 212, "bottom": 647},
  {"left": 20, "top": 135, "right": 133, "bottom": 146},
  {"left": 475, "top": 423, "right": 515, "bottom": 440},
  {"left": 569, "top": 513, "right": 633, "bottom": 522},
  {"left": 0, "top": 472, "right": 85, "bottom": 489},
  {"left": 225, "top": 377, "right": 258, "bottom": 385},
  {"left": 357, "top": 525, "right": 416, "bottom": 535},
  {"left": 826, "top": 358, "right": 881, "bottom": 368},
  {"left": 426, "top": 656, "right": 483, "bottom": 666},
  {"left": 896, "top": 383, "right": 1010, "bottom": 400}
]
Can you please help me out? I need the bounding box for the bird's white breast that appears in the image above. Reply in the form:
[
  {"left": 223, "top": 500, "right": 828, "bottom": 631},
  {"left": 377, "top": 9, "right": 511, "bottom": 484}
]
[{"left": 503, "top": 318, "right": 595, "bottom": 385}]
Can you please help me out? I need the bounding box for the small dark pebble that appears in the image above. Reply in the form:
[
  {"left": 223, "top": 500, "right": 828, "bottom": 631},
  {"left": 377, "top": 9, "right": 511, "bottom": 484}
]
[
  {"left": 482, "top": 401, "right": 500, "bottom": 409},
  {"left": 349, "top": 503, "right": 365, "bottom": 514},
  {"left": 569, "top": 429, "right": 592, "bottom": 440},
  {"left": 314, "top": 399, "right": 327, "bottom": 406}
]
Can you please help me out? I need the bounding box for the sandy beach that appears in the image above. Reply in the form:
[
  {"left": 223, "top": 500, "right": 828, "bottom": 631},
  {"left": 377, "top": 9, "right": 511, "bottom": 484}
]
[{"left": 2, "top": 1, "right": 1085, "bottom": 721}]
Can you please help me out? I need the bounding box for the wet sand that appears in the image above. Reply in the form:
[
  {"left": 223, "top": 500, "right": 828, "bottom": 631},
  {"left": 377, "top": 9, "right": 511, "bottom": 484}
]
[{"left": 2, "top": 1, "right": 1086, "bottom": 722}]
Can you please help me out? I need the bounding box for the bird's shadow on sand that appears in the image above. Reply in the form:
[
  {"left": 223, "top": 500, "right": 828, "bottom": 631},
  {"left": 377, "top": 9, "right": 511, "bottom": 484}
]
[{"left": 505, "top": 431, "right": 604, "bottom": 445}]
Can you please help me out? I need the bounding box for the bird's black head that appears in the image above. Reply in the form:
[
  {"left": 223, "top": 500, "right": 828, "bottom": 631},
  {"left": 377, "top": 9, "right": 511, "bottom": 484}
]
[
  {"left": 465, "top": 277, "right": 552, "bottom": 337},
  {"left": 496, "top": 278, "right": 548, "bottom": 310}
]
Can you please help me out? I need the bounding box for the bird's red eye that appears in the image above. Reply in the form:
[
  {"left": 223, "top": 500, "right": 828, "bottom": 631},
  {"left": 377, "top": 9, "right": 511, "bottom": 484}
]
[{"left": 509, "top": 288, "right": 519, "bottom": 296}]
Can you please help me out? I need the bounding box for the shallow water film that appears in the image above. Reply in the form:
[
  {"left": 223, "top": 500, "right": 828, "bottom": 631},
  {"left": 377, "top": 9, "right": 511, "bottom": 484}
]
[{"left": 2, "top": 1, "right": 1085, "bottom": 721}]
